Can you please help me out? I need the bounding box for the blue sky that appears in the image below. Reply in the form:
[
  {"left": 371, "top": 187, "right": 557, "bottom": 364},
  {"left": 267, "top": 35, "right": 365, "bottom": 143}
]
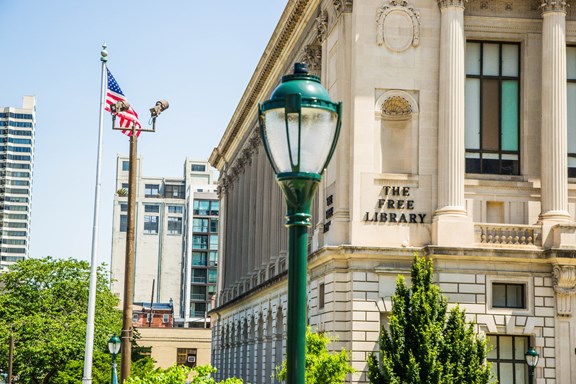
[{"left": 0, "top": 1, "right": 286, "bottom": 263}]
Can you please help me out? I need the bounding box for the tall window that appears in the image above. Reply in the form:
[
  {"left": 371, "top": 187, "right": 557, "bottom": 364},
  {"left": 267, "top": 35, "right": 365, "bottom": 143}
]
[
  {"left": 144, "top": 215, "right": 159, "bottom": 234},
  {"left": 120, "top": 215, "right": 127, "bottom": 232},
  {"left": 568, "top": 46, "right": 576, "bottom": 177},
  {"left": 210, "top": 219, "right": 219, "bottom": 233},
  {"left": 466, "top": 41, "right": 520, "bottom": 175},
  {"left": 487, "top": 335, "right": 528, "bottom": 384},
  {"left": 167, "top": 217, "right": 182, "bottom": 235}
]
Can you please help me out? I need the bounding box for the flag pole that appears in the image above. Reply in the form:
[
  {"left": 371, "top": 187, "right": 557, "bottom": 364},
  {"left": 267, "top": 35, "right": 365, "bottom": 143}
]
[{"left": 82, "top": 43, "right": 108, "bottom": 384}]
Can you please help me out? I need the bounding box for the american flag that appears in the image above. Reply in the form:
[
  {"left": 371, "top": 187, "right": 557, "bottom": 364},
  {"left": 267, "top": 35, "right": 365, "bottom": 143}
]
[{"left": 105, "top": 68, "right": 142, "bottom": 136}]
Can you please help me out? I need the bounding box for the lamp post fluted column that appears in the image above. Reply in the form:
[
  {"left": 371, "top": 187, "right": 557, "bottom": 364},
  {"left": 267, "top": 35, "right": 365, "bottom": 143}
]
[{"left": 259, "top": 63, "right": 341, "bottom": 384}]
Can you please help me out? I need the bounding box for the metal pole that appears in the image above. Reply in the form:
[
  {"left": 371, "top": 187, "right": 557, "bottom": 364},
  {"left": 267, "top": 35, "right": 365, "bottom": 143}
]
[
  {"left": 7, "top": 333, "right": 13, "bottom": 384},
  {"left": 280, "top": 177, "right": 318, "bottom": 384},
  {"left": 120, "top": 125, "right": 138, "bottom": 382},
  {"left": 82, "top": 43, "right": 108, "bottom": 384},
  {"left": 529, "top": 366, "right": 534, "bottom": 384},
  {"left": 111, "top": 354, "right": 118, "bottom": 384},
  {"left": 286, "top": 223, "right": 308, "bottom": 384}
]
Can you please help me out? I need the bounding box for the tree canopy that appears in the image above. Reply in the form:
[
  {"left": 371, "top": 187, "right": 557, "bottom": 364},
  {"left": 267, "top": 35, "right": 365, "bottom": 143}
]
[
  {"left": 367, "top": 256, "right": 493, "bottom": 384},
  {"left": 0, "top": 256, "right": 121, "bottom": 384},
  {"left": 276, "top": 328, "right": 355, "bottom": 384}
]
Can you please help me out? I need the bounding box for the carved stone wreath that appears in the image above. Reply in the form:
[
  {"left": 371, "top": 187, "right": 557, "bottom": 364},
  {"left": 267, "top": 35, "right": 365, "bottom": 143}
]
[{"left": 377, "top": 1, "right": 421, "bottom": 52}]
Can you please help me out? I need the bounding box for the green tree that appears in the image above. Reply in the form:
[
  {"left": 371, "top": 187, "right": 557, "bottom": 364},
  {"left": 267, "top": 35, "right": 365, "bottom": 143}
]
[
  {"left": 125, "top": 364, "right": 243, "bottom": 384},
  {"left": 367, "top": 256, "right": 493, "bottom": 384},
  {"left": 276, "top": 328, "right": 355, "bottom": 384},
  {"left": 0, "top": 257, "right": 122, "bottom": 384}
]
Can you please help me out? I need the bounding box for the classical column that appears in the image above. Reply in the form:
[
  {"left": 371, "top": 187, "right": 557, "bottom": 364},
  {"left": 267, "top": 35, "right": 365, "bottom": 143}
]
[
  {"left": 540, "top": 1, "right": 570, "bottom": 223},
  {"left": 433, "top": 0, "right": 473, "bottom": 246}
]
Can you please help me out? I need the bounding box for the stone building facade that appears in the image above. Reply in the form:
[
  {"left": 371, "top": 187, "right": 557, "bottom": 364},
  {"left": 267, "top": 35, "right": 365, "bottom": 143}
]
[{"left": 208, "top": 1, "right": 576, "bottom": 383}]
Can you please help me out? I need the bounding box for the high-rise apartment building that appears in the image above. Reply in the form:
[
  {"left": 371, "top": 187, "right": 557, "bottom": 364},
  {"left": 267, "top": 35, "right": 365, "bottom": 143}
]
[
  {"left": 110, "top": 157, "right": 219, "bottom": 327},
  {"left": 0, "top": 96, "right": 35, "bottom": 271}
]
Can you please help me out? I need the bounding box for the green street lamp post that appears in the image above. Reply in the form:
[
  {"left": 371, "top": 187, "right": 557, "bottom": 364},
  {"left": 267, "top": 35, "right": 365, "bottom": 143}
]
[
  {"left": 525, "top": 346, "right": 539, "bottom": 384},
  {"left": 259, "top": 62, "right": 341, "bottom": 384},
  {"left": 108, "top": 334, "right": 121, "bottom": 384}
]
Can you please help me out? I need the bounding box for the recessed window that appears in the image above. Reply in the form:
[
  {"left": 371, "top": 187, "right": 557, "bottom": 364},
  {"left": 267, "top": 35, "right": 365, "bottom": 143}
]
[
  {"left": 163, "top": 314, "right": 170, "bottom": 324},
  {"left": 319, "top": 282, "right": 325, "bottom": 309},
  {"left": 122, "top": 161, "right": 129, "bottom": 171},
  {"left": 120, "top": 215, "right": 127, "bottom": 232},
  {"left": 492, "top": 283, "right": 525, "bottom": 309},
  {"left": 210, "top": 219, "right": 218, "bottom": 233},
  {"left": 168, "top": 217, "right": 182, "bottom": 235},
  {"left": 191, "top": 164, "right": 206, "bottom": 172},
  {"left": 120, "top": 204, "right": 128, "bottom": 212},
  {"left": 145, "top": 184, "right": 160, "bottom": 198},
  {"left": 132, "top": 313, "right": 139, "bottom": 322},
  {"left": 164, "top": 184, "right": 185, "bottom": 199},
  {"left": 465, "top": 41, "right": 520, "bottom": 175},
  {"left": 144, "top": 215, "right": 159, "bottom": 234},
  {"left": 487, "top": 335, "right": 528, "bottom": 384}
]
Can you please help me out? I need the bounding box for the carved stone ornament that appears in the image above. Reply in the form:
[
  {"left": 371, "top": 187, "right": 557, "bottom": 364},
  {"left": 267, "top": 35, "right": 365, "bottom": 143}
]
[
  {"left": 303, "top": 44, "right": 322, "bottom": 71},
  {"left": 316, "top": 10, "right": 328, "bottom": 43},
  {"left": 377, "top": 90, "right": 419, "bottom": 121},
  {"left": 553, "top": 264, "right": 576, "bottom": 316},
  {"left": 540, "top": 0, "right": 568, "bottom": 13},
  {"left": 437, "top": 0, "right": 466, "bottom": 9},
  {"left": 382, "top": 96, "right": 413, "bottom": 120},
  {"left": 553, "top": 264, "right": 576, "bottom": 295},
  {"left": 377, "top": 1, "right": 421, "bottom": 52},
  {"left": 333, "top": 0, "right": 353, "bottom": 15}
]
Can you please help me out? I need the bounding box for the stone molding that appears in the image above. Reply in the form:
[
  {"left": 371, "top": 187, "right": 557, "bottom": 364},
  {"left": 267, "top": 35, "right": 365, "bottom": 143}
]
[
  {"left": 540, "top": 0, "right": 568, "bottom": 13},
  {"left": 553, "top": 264, "right": 576, "bottom": 316},
  {"left": 437, "top": 0, "right": 466, "bottom": 9},
  {"left": 333, "top": 0, "right": 353, "bottom": 15},
  {"left": 377, "top": 1, "right": 421, "bottom": 52}
]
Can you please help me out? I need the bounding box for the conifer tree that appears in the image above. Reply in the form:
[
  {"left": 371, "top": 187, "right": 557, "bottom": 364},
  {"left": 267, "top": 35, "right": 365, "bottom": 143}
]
[{"left": 367, "top": 256, "right": 493, "bottom": 384}]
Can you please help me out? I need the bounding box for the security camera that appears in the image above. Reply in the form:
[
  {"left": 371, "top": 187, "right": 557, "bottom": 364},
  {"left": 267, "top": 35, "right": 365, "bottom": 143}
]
[
  {"left": 110, "top": 100, "right": 130, "bottom": 114},
  {"left": 150, "top": 100, "right": 169, "bottom": 117}
]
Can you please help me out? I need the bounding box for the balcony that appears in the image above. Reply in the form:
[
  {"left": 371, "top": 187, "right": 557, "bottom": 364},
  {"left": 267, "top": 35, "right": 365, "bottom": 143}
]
[{"left": 474, "top": 223, "right": 541, "bottom": 247}]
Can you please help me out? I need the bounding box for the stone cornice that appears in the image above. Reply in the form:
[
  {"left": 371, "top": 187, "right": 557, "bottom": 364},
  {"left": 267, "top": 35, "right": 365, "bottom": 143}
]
[
  {"left": 540, "top": 0, "right": 568, "bottom": 13},
  {"left": 437, "top": 0, "right": 466, "bottom": 9},
  {"left": 209, "top": 0, "right": 319, "bottom": 171}
]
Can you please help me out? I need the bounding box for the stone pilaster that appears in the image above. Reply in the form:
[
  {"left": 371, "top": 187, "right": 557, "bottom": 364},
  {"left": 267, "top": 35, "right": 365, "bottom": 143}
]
[
  {"left": 432, "top": 0, "right": 474, "bottom": 246},
  {"left": 540, "top": 1, "right": 570, "bottom": 224}
]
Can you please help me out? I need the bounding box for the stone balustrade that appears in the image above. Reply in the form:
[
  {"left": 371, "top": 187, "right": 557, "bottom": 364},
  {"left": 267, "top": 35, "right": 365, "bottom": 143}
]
[{"left": 475, "top": 223, "right": 541, "bottom": 247}]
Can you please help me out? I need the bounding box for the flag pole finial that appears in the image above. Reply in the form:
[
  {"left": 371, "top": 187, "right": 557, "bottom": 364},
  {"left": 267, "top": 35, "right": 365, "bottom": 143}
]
[{"left": 101, "top": 43, "right": 108, "bottom": 62}]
